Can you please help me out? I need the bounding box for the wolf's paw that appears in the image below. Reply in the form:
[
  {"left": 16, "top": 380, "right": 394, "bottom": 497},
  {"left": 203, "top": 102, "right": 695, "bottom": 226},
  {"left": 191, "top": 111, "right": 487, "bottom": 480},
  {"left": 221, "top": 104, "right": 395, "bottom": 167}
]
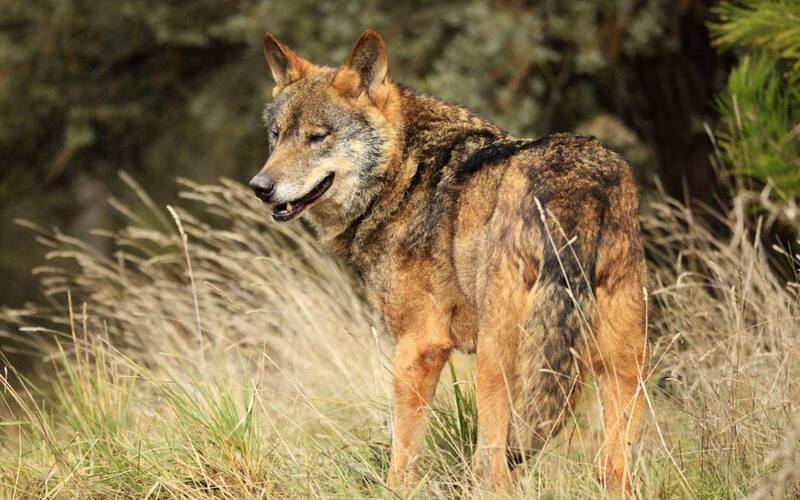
[{"left": 596, "top": 464, "right": 633, "bottom": 498}]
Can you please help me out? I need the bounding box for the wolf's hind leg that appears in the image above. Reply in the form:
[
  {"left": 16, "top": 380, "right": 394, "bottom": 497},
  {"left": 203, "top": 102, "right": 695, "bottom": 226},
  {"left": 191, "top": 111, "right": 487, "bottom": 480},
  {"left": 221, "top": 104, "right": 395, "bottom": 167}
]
[
  {"left": 472, "top": 331, "right": 516, "bottom": 488},
  {"left": 472, "top": 269, "right": 531, "bottom": 490},
  {"left": 594, "top": 274, "right": 648, "bottom": 494}
]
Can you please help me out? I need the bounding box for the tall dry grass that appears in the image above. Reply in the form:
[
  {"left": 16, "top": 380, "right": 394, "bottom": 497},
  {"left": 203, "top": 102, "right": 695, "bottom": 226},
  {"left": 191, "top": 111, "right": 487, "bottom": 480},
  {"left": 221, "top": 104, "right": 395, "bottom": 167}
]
[{"left": 0, "top": 174, "right": 798, "bottom": 498}]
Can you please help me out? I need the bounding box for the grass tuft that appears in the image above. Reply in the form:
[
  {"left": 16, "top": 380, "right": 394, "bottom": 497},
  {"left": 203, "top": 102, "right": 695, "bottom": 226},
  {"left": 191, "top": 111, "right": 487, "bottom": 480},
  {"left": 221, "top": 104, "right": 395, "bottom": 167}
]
[{"left": 1, "top": 178, "right": 799, "bottom": 498}]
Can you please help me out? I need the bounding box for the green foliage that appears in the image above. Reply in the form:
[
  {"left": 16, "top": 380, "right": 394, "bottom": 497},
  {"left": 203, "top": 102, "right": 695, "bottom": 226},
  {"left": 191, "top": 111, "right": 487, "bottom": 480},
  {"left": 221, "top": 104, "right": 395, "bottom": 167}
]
[
  {"left": 710, "top": 0, "right": 800, "bottom": 80},
  {"left": 710, "top": 1, "right": 800, "bottom": 194},
  {"left": 715, "top": 52, "right": 800, "bottom": 192}
]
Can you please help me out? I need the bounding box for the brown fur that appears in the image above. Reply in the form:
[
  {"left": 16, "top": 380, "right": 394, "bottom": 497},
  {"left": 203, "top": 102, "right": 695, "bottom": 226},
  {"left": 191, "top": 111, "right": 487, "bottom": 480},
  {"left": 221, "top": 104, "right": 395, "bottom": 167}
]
[{"left": 251, "top": 30, "right": 649, "bottom": 494}]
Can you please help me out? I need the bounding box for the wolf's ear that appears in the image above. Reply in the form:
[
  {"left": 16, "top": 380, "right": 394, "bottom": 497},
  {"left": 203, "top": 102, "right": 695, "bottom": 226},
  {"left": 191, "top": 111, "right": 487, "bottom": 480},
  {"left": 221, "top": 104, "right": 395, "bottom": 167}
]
[
  {"left": 263, "top": 33, "right": 311, "bottom": 96},
  {"left": 332, "top": 30, "right": 389, "bottom": 107}
]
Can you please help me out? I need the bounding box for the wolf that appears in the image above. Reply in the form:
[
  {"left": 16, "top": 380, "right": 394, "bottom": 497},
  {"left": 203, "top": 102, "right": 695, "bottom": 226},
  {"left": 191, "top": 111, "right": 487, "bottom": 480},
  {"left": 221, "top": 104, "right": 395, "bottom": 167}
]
[{"left": 249, "top": 30, "right": 648, "bottom": 494}]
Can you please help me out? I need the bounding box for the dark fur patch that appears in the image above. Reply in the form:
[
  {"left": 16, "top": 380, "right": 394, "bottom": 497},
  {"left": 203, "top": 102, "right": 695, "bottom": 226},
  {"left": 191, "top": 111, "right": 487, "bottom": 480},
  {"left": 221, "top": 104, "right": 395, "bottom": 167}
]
[{"left": 456, "top": 138, "right": 542, "bottom": 181}]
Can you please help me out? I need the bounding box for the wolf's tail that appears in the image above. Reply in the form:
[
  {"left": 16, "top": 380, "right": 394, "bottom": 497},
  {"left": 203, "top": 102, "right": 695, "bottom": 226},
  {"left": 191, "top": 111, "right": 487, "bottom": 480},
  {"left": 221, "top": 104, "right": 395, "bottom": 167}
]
[{"left": 507, "top": 209, "right": 597, "bottom": 462}]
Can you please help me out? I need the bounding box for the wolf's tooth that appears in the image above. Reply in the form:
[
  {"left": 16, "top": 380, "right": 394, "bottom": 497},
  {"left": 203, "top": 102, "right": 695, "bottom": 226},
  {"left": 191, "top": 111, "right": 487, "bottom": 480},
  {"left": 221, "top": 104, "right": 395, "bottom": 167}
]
[{"left": 286, "top": 203, "right": 293, "bottom": 212}]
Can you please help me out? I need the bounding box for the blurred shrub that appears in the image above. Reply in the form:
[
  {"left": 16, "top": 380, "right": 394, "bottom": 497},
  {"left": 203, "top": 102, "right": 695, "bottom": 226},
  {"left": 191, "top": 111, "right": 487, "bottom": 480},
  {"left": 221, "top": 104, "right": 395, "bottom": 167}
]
[
  {"left": 0, "top": 0, "right": 718, "bottom": 305},
  {"left": 710, "top": 0, "right": 800, "bottom": 195}
]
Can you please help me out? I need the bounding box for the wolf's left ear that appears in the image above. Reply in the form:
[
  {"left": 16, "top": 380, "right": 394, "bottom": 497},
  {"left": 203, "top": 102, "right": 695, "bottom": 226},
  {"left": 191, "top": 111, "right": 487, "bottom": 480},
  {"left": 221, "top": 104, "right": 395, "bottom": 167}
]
[
  {"left": 263, "top": 33, "right": 312, "bottom": 96},
  {"left": 332, "top": 30, "right": 389, "bottom": 107}
]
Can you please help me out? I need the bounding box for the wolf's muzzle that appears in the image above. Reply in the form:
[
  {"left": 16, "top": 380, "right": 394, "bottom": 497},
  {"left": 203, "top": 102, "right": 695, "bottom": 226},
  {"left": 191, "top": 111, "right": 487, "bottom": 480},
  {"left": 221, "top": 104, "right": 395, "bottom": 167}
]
[{"left": 249, "top": 175, "right": 275, "bottom": 204}]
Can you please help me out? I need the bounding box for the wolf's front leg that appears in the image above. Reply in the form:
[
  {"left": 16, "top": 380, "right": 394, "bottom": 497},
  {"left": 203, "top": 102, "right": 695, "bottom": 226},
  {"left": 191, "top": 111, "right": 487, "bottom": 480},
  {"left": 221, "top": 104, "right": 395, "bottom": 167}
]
[{"left": 386, "top": 325, "right": 452, "bottom": 491}]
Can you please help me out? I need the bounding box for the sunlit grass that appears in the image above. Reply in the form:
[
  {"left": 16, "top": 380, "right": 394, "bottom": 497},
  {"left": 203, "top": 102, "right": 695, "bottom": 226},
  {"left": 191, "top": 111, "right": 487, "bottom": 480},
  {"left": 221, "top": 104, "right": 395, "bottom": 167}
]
[{"left": 1, "top": 176, "right": 798, "bottom": 498}]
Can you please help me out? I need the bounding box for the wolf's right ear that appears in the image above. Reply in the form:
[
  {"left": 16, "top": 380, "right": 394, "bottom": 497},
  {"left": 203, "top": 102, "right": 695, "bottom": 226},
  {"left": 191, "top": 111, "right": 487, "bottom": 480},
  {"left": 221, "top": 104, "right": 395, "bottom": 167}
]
[
  {"left": 263, "top": 33, "right": 311, "bottom": 96},
  {"left": 332, "top": 30, "right": 389, "bottom": 108}
]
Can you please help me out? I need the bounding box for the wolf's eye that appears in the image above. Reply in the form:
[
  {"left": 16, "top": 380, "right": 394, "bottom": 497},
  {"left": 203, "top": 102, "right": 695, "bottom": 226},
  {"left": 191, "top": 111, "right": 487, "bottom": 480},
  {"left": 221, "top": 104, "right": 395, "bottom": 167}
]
[
  {"left": 307, "top": 130, "right": 330, "bottom": 144},
  {"left": 269, "top": 126, "right": 279, "bottom": 142}
]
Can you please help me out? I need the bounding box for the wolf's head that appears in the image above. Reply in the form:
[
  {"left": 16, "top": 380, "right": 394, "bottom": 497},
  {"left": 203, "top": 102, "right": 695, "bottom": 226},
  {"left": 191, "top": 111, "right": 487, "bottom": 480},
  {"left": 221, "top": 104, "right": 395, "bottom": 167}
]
[{"left": 249, "top": 30, "right": 401, "bottom": 225}]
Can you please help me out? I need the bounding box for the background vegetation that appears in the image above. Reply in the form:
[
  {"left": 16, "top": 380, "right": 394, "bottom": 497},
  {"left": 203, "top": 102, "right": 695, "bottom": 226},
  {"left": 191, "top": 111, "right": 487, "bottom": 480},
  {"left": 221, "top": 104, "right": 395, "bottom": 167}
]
[
  {"left": 1, "top": 0, "right": 799, "bottom": 498},
  {"left": 1, "top": 0, "right": 723, "bottom": 306}
]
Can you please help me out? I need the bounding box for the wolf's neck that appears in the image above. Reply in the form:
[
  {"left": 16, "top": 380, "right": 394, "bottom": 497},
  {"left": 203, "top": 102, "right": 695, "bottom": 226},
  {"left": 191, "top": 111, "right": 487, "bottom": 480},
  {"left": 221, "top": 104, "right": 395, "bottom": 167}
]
[
  {"left": 319, "top": 84, "right": 510, "bottom": 268},
  {"left": 397, "top": 85, "right": 507, "bottom": 164}
]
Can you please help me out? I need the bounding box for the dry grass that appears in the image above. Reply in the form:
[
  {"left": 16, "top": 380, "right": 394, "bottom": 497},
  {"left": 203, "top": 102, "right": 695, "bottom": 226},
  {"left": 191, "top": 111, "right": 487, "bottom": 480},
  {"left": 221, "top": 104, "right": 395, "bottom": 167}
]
[{"left": 1, "top": 174, "right": 798, "bottom": 498}]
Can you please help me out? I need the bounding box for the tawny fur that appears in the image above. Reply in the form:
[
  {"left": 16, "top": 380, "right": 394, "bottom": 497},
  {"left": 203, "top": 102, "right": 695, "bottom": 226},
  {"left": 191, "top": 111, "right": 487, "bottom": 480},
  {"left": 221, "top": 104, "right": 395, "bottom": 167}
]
[{"left": 252, "top": 30, "right": 649, "bottom": 494}]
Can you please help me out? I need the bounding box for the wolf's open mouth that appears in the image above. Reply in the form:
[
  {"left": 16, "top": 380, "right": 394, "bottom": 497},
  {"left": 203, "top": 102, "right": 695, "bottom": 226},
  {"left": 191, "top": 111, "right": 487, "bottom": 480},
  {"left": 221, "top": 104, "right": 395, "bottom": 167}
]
[{"left": 271, "top": 173, "right": 335, "bottom": 222}]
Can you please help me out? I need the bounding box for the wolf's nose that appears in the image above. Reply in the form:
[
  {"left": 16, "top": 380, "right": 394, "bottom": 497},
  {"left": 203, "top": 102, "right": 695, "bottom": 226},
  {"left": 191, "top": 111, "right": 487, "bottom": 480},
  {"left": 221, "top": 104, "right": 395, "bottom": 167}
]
[{"left": 249, "top": 175, "right": 275, "bottom": 203}]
